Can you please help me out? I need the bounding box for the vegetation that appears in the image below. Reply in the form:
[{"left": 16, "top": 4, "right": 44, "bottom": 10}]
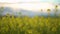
[
  {"left": 0, "top": 16, "right": 60, "bottom": 34},
  {"left": 0, "top": 7, "right": 4, "bottom": 16},
  {"left": 0, "top": 5, "right": 60, "bottom": 34}
]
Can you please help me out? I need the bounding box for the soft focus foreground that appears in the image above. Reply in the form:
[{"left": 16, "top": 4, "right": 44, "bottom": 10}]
[{"left": 0, "top": 16, "right": 60, "bottom": 34}]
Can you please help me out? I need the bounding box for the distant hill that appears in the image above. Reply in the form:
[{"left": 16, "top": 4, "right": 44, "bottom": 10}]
[{"left": 1, "top": 7, "right": 60, "bottom": 17}]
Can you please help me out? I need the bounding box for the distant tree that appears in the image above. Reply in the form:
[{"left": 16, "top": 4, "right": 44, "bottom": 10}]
[
  {"left": 0, "top": 7, "right": 4, "bottom": 16},
  {"left": 47, "top": 9, "right": 51, "bottom": 17},
  {"left": 40, "top": 9, "right": 43, "bottom": 17},
  {"left": 41, "top": 9, "right": 43, "bottom": 12},
  {"left": 55, "top": 5, "right": 58, "bottom": 17},
  {"left": 6, "top": 13, "right": 10, "bottom": 17},
  {"left": 18, "top": 12, "right": 22, "bottom": 17}
]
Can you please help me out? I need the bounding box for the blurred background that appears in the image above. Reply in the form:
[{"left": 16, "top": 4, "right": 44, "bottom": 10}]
[
  {"left": 0, "top": 0, "right": 60, "bottom": 34},
  {"left": 0, "top": 0, "right": 60, "bottom": 17}
]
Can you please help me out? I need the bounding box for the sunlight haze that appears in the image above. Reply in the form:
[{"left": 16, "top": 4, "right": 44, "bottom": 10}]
[{"left": 0, "top": 0, "right": 60, "bottom": 12}]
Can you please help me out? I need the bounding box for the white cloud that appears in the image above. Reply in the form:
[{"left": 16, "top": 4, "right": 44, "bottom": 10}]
[
  {"left": 0, "top": 0, "right": 59, "bottom": 12},
  {"left": 0, "top": 0, "right": 19, "bottom": 3},
  {"left": 0, "top": 3, "right": 54, "bottom": 11},
  {"left": 0, "top": 0, "right": 40, "bottom": 3}
]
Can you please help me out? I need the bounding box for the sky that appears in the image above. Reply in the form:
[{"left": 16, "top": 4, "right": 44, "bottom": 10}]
[
  {"left": 0, "top": 0, "right": 60, "bottom": 3},
  {"left": 0, "top": 0, "right": 60, "bottom": 12}
]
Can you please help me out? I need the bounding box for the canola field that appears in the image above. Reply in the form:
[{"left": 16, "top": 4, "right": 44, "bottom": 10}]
[{"left": 0, "top": 16, "right": 60, "bottom": 34}]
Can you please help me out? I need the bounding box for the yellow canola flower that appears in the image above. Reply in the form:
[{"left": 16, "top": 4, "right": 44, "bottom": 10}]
[
  {"left": 52, "top": 27, "right": 57, "bottom": 32},
  {"left": 27, "top": 30, "right": 32, "bottom": 34}
]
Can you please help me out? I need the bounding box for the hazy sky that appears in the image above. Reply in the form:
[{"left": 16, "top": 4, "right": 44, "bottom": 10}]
[
  {"left": 0, "top": 0, "right": 60, "bottom": 3},
  {"left": 0, "top": 0, "right": 60, "bottom": 12}
]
